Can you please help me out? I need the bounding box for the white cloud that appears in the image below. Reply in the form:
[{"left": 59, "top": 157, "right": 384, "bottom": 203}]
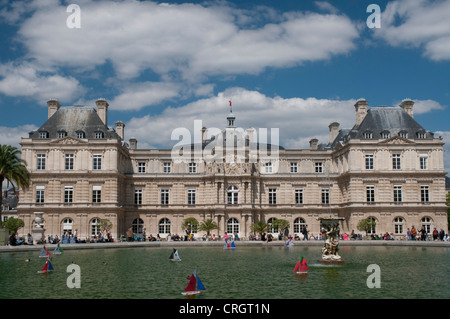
[
  {"left": 374, "top": 0, "right": 450, "bottom": 60},
  {"left": 14, "top": 0, "right": 359, "bottom": 81},
  {"left": 410, "top": 99, "right": 446, "bottom": 114},
  {"left": 0, "top": 62, "right": 83, "bottom": 104},
  {"left": 0, "top": 124, "right": 38, "bottom": 148}
]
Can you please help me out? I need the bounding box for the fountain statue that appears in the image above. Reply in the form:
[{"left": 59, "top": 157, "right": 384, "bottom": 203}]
[{"left": 318, "top": 217, "right": 345, "bottom": 265}]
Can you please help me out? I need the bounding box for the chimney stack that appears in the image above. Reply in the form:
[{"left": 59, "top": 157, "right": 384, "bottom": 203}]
[
  {"left": 328, "top": 122, "right": 340, "bottom": 144},
  {"left": 129, "top": 137, "right": 137, "bottom": 150},
  {"left": 354, "top": 98, "right": 368, "bottom": 126},
  {"left": 115, "top": 121, "right": 125, "bottom": 140},
  {"left": 96, "top": 98, "right": 109, "bottom": 126},
  {"left": 201, "top": 127, "right": 207, "bottom": 144},
  {"left": 309, "top": 138, "right": 318, "bottom": 150},
  {"left": 47, "top": 98, "right": 61, "bottom": 119},
  {"left": 399, "top": 98, "right": 414, "bottom": 118}
]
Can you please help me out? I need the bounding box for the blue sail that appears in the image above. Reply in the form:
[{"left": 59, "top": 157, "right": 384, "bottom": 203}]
[
  {"left": 48, "top": 259, "right": 54, "bottom": 271},
  {"left": 196, "top": 274, "right": 206, "bottom": 291}
]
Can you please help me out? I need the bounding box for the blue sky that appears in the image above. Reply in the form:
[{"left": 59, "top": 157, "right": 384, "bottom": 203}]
[{"left": 0, "top": 0, "right": 449, "bottom": 169}]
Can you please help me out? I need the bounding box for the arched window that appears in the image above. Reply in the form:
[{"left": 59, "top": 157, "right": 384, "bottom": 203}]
[
  {"left": 421, "top": 217, "right": 432, "bottom": 234},
  {"left": 132, "top": 218, "right": 144, "bottom": 235},
  {"left": 91, "top": 218, "right": 100, "bottom": 236},
  {"left": 62, "top": 218, "right": 73, "bottom": 234},
  {"left": 294, "top": 217, "right": 306, "bottom": 234},
  {"left": 227, "top": 218, "right": 239, "bottom": 235},
  {"left": 267, "top": 217, "right": 278, "bottom": 234},
  {"left": 227, "top": 185, "right": 238, "bottom": 205},
  {"left": 394, "top": 217, "right": 404, "bottom": 234},
  {"left": 159, "top": 218, "right": 171, "bottom": 234},
  {"left": 367, "top": 217, "right": 377, "bottom": 234}
]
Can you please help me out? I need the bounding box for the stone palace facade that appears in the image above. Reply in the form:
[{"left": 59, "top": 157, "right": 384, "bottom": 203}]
[{"left": 16, "top": 98, "right": 448, "bottom": 240}]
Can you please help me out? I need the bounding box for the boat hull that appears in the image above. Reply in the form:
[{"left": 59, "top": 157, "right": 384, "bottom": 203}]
[{"left": 181, "top": 291, "right": 202, "bottom": 296}]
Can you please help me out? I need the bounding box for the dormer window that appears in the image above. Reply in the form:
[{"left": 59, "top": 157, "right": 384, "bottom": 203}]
[
  {"left": 95, "top": 131, "right": 105, "bottom": 139},
  {"left": 416, "top": 130, "right": 426, "bottom": 139},
  {"left": 398, "top": 131, "right": 408, "bottom": 139},
  {"left": 380, "top": 131, "right": 390, "bottom": 139},
  {"left": 363, "top": 131, "right": 373, "bottom": 139},
  {"left": 57, "top": 130, "right": 67, "bottom": 138},
  {"left": 39, "top": 131, "right": 49, "bottom": 139},
  {"left": 76, "top": 131, "right": 85, "bottom": 139}
]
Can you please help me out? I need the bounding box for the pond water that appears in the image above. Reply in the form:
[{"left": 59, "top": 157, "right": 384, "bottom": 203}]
[{"left": 0, "top": 245, "right": 448, "bottom": 299}]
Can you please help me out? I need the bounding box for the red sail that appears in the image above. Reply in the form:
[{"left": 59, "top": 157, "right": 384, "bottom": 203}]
[
  {"left": 41, "top": 260, "right": 48, "bottom": 272},
  {"left": 299, "top": 257, "right": 309, "bottom": 272},
  {"left": 185, "top": 273, "right": 197, "bottom": 291},
  {"left": 293, "top": 260, "right": 300, "bottom": 272}
]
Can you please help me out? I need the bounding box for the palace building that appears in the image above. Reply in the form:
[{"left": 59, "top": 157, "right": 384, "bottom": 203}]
[{"left": 16, "top": 98, "right": 448, "bottom": 240}]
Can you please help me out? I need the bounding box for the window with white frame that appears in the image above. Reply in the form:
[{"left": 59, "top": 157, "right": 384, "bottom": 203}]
[
  {"left": 227, "top": 218, "right": 239, "bottom": 235},
  {"left": 227, "top": 186, "right": 238, "bottom": 205},
  {"left": 161, "top": 189, "right": 169, "bottom": 205},
  {"left": 163, "top": 162, "right": 171, "bottom": 173},
  {"left": 315, "top": 162, "right": 323, "bottom": 173},
  {"left": 134, "top": 189, "right": 142, "bottom": 205},
  {"left": 366, "top": 185, "right": 375, "bottom": 203},
  {"left": 189, "top": 162, "right": 197, "bottom": 173},
  {"left": 37, "top": 154, "right": 46, "bottom": 170},
  {"left": 420, "top": 155, "right": 428, "bottom": 170},
  {"left": 187, "top": 189, "right": 196, "bottom": 205},
  {"left": 92, "top": 186, "right": 101, "bottom": 203},
  {"left": 64, "top": 186, "right": 73, "bottom": 203},
  {"left": 65, "top": 154, "right": 74, "bottom": 170},
  {"left": 267, "top": 218, "right": 278, "bottom": 233},
  {"left": 269, "top": 188, "right": 277, "bottom": 205},
  {"left": 295, "top": 189, "right": 303, "bottom": 205},
  {"left": 365, "top": 154, "right": 374, "bottom": 170},
  {"left": 39, "top": 131, "right": 49, "bottom": 138},
  {"left": 294, "top": 217, "right": 306, "bottom": 234},
  {"left": 36, "top": 186, "right": 45, "bottom": 203},
  {"left": 394, "top": 217, "right": 404, "bottom": 234},
  {"left": 290, "top": 162, "right": 298, "bottom": 173},
  {"left": 91, "top": 218, "right": 100, "bottom": 236},
  {"left": 265, "top": 162, "right": 273, "bottom": 173},
  {"left": 93, "top": 154, "right": 102, "bottom": 170},
  {"left": 393, "top": 185, "right": 402, "bottom": 203},
  {"left": 421, "top": 185, "right": 429, "bottom": 203},
  {"left": 57, "top": 130, "right": 67, "bottom": 138},
  {"left": 421, "top": 217, "right": 431, "bottom": 234},
  {"left": 95, "top": 131, "right": 104, "bottom": 139},
  {"left": 159, "top": 218, "right": 171, "bottom": 234},
  {"left": 321, "top": 189, "right": 330, "bottom": 205},
  {"left": 137, "top": 162, "right": 146, "bottom": 173},
  {"left": 392, "top": 154, "right": 401, "bottom": 170}
]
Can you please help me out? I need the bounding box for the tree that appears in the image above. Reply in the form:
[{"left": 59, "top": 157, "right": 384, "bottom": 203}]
[
  {"left": 272, "top": 219, "right": 290, "bottom": 236},
  {"left": 198, "top": 219, "right": 219, "bottom": 237},
  {"left": 182, "top": 217, "right": 199, "bottom": 235},
  {"left": 357, "top": 218, "right": 376, "bottom": 237},
  {"left": 251, "top": 221, "right": 268, "bottom": 238},
  {"left": 0, "top": 145, "right": 30, "bottom": 228},
  {"left": 3, "top": 217, "right": 24, "bottom": 235},
  {"left": 98, "top": 218, "right": 113, "bottom": 233}
]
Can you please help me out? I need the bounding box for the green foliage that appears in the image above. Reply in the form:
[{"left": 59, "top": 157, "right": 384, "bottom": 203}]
[
  {"left": 182, "top": 217, "right": 199, "bottom": 234},
  {"left": 97, "top": 219, "right": 113, "bottom": 232},
  {"left": 0, "top": 145, "right": 30, "bottom": 228},
  {"left": 3, "top": 217, "right": 24, "bottom": 235},
  {"left": 251, "top": 221, "right": 268, "bottom": 235},
  {"left": 198, "top": 219, "right": 218, "bottom": 236},
  {"left": 357, "top": 218, "right": 376, "bottom": 235},
  {"left": 271, "top": 219, "right": 289, "bottom": 234}
]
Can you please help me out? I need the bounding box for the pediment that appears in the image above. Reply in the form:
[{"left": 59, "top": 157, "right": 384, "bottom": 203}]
[
  {"left": 378, "top": 136, "right": 415, "bottom": 145},
  {"left": 50, "top": 136, "right": 87, "bottom": 145}
]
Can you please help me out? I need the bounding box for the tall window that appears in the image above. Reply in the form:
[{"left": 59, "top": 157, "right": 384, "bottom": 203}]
[
  {"left": 294, "top": 217, "right": 306, "bottom": 234},
  {"left": 420, "top": 156, "right": 428, "bottom": 170},
  {"left": 290, "top": 162, "right": 298, "bottom": 173},
  {"left": 421, "top": 217, "right": 431, "bottom": 234},
  {"left": 92, "top": 186, "right": 101, "bottom": 203},
  {"left": 392, "top": 154, "right": 401, "bottom": 170},
  {"left": 227, "top": 186, "right": 238, "bottom": 205},
  {"left": 393, "top": 185, "right": 402, "bottom": 203},
  {"left": 421, "top": 185, "right": 429, "bottom": 203},
  {"left": 366, "top": 185, "right": 375, "bottom": 203},
  {"left": 269, "top": 188, "right": 277, "bottom": 205},
  {"left": 138, "top": 162, "right": 146, "bottom": 173},
  {"left": 134, "top": 189, "right": 142, "bottom": 205},
  {"left": 161, "top": 189, "right": 169, "bottom": 205},
  {"left": 64, "top": 186, "right": 73, "bottom": 203},
  {"left": 91, "top": 218, "right": 100, "bottom": 236},
  {"left": 62, "top": 218, "right": 73, "bottom": 234},
  {"left": 295, "top": 189, "right": 303, "bottom": 205},
  {"left": 189, "top": 162, "right": 197, "bottom": 173},
  {"left": 227, "top": 218, "right": 239, "bottom": 234},
  {"left": 267, "top": 218, "right": 278, "bottom": 233},
  {"left": 37, "top": 154, "right": 46, "bottom": 170},
  {"left": 36, "top": 186, "right": 45, "bottom": 203},
  {"left": 65, "top": 154, "right": 74, "bottom": 170},
  {"left": 163, "top": 162, "right": 171, "bottom": 173},
  {"left": 132, "top": 218, "right": 144, "bottom": 235},
  {"left": 367, "top": 217, "right": 376, "bottom": 234},
  {"left": 365, "top": 154, "right": 374, "bottom": 170},
  {"left": 321, "top": 189, "right": 330, "bottom": 205},
  {"left": 159, "top": 218, "right": 171, "bottom": 234},
  {"left": 265, "top": 162, "right": 273, "bottom": 173},
  {"left": 93, "top": 154, "right": 102, "bottom": 170},
  {"left": 394, "top": 217, "right": 404, "bottom": 234},
  {"left": 315, "top": 162, "right": 323, "bottom": 173},
  {"left": 187, "top": 189, "right": 196, "bottom": 205}
]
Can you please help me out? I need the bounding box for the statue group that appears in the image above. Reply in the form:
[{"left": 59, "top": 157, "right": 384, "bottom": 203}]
[{"left": 319, "top": 218, "right": 345, "bottom": 264}]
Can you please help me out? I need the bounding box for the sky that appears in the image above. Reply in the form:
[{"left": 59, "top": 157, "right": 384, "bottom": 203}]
[{"left": 0, "top": 0, "right": 449, "bottom": 171}]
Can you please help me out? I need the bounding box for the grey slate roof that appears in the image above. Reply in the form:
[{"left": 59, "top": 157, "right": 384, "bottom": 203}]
[
  {"left": 330, "top": 106, "right": 434, "bottom": 148},
  {"left": 29, "top": 106, "right": 120, "bottom": 140}
]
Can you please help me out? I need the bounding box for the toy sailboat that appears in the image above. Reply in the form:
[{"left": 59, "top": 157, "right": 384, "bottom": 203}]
[
  {"left": 293, "top": 256, "right": 309, "bottom": 274},
  {"left": 286, "top": 239, "right": 294, "bottom": 248},
  {"left": 53, "top": 243, "right": 63, "bottom": 255},
  {"left": 182, "top": 270, "right": 206, "bottom": 295},
  {"left": 224, "top": 241, "right": 236, "bottom": 249},
  {"left": 39, "top": 246, "right": 51, "bottom": 258},
  {"left": 37, "top": 258, "right": 54, "bottom": 274},
  {"left": 169, "top": 248, "right": 181, "bottom": 261}
]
